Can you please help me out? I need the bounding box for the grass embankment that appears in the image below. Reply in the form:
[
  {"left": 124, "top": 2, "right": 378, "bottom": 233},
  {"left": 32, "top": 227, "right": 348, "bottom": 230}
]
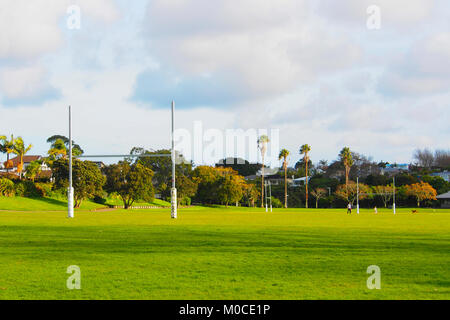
[{"left": 0, "top": 196, "right": 170, "bottom": 211}]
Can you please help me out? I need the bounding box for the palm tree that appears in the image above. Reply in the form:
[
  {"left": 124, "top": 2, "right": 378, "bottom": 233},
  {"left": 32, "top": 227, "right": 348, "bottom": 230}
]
[
  {"left": 0, "top": 135, "right": 5, "bottom": 156},
  {"left": 0, "top": 134, "right": 15, "bottom": 172},
  {"left": 12, "top": 137, "right": 33, "bottom": 179},
  {"left": 300, "top": 144, "right": 311, "bottom": 208},
  {"left": 47, "top": 138, "right": 67, "bottom": 162},
  {"left": 25, "top": 160, "right": 42, "bottom": 182},
  {"left": 278, "top": 149, "right": 290, "bottom": 208},
  {"left": 258, "top": 135, "right": 270, "bottom": 208},
  {"left": 47, "top": 135, "right": 84, "bottom": 156},
  {"left": 339, "top": 147, "right": 354, "bottom": 190}
]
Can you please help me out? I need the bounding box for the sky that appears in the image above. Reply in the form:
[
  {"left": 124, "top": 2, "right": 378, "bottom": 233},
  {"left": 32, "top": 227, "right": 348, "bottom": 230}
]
[{"left": 0, "top": 0, "right": 449, "bottom": 168}]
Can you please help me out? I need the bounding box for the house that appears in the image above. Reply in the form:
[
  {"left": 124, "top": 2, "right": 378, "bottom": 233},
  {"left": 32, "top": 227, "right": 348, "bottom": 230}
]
[
  {"left": 430, "top": 171, "right": 450, "bottom": 182},
  {"left": 6, "top": 155, "right": 42, "bottom": 172},
  {"left": 245, "top": 168, "right": 295, "bottom": 186},
  {"left": 436, "top": 191, "right": 450, "bottom": 208},
  {"left": 291, "top": 177, "right": 311, "bottom": 187},
  {"left": 1, "top": 155, "right": 51, "bottom": 178},
  {"left": 380, "top": 163, "right": 410, "bottom": 175}
]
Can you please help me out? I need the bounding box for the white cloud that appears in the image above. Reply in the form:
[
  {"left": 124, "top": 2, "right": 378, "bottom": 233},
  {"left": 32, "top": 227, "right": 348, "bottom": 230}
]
[
  {"left": 379, "top": 32, "right": 450, "bottom": 96},
  {"left": 0, "top": 0, "right": 118, "bottom": 60},
  {"left": 0, "top": 1, "right": 62, "bottom": 59},
  {"left": 317, "top": 0, "right": 436, "bottom": 27},
  {"left": 0, "top": 65, "right": 54, "bottom": 100},
  {"left": 0, "top": 0, "right": 119, "bottom": 105},
  {"left": 411, "top": 32, "right": 450, "bottom": 75},
  {"left": 142, "top": 0, "right": 362, "bottom": 101},
  {"left": 0, "top": 67, "right": 236, "bottom": 164}
]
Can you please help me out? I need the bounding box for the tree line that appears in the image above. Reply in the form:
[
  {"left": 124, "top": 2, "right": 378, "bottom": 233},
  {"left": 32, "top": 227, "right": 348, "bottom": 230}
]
[{"left": 1, "top": 133, "right": 449, "bottom": 208}]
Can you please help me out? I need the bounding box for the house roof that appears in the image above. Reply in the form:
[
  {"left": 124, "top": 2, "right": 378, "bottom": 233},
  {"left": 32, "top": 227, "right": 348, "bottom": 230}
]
[
  {"left": 293, "top": 177, "right": 311, "bottom": 181},
  {"left": 437, "top": 191, "right": 450, "bottom": 199},
  {"left": 9, "top": 155, "right": 41, "bottom": 167}
]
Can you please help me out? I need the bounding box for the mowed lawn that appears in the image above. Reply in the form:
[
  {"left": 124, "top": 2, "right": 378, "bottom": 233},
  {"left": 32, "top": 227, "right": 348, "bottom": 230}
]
[{"left": 0, "top": 205, "right": 449, "bottom": 300}]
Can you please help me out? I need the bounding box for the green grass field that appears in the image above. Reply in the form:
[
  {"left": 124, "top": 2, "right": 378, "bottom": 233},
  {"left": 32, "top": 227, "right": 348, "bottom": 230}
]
[{"left": 0, "top": 200, "right": 449, "bottom": 299}]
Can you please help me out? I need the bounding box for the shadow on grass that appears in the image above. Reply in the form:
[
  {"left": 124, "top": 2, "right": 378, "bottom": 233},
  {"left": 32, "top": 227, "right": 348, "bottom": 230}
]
[{"left": 30, "top": 196, "right": 67, "bottom": 207}]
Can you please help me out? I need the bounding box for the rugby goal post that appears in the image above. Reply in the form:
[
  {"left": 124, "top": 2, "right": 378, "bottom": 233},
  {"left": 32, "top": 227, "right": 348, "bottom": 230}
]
[
  {"left": 67, "top": 101, "right": 178, "bottom": 219},
  {"left": 356, "top": 177, "right": 397, "bottom": 214}
]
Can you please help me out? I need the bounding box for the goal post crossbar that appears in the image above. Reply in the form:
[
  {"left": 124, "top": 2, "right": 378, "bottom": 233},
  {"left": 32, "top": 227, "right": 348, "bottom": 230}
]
[
  {"left": 76, "top": 154, "right": 171, "bottom": 158},
  {"left": 359, "top": 193, "right": 394, "bottom": 196}
]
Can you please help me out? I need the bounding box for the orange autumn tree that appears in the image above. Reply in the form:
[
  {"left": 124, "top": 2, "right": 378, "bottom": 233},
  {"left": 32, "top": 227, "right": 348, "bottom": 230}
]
[
  {"left": 405, "top": 182, "right": 437, "bottom": 207},
  {"left": 335, "top": 181, "right": 370, "bottom": 205}
]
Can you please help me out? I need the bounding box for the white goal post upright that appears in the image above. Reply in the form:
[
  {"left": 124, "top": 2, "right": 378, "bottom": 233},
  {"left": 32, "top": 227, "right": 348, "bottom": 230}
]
[
  {"left": 171, "top": 100, "right": 177, "bottom": 219},
  {"left": 269, "top": 180, "right": 272, "bottom": 212},
  {"left": 393, "top": 176, "right": 396, "bottom": 215},
  {"left": 265, "top": 182, "right": 268, "bottom": 212},
  {"left": 68, "top": 105, "right": 74, "bottom": 218},
  {"left": 357, "top": 177, "right": 360, "bottom": 214}
]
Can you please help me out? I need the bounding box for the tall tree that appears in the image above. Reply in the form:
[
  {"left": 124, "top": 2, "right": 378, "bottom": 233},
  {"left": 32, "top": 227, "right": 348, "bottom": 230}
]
[
  {"left": 300, "top": 144, "right": 311, "bottom": 208},
  {"left": 413, "top": 148, "right": 434, "bottom": 168},
  {"left": 405, "top": 182, "right": 437, "bottom": 207},
  {"left": 192, "top": 166, "right": 250, "bottom": 206},
  {"left": 52, "top": 159, "right": 105, "bottom": 208},
  {"left": 257, "top": 135, "right": 270, "bottom": 208},
  {"left": 104, "top": 161, "right": 154, "bottom": 209},
  {"left": 335, "top": 182, "right": 370, "bottom": 205},
  {"left": 374, "top": 185, "right": 394, "bottom": 208},
  {"left": 175, "top": 174, "right": 198, "bottom": 205},
  {"left": 129, "top": 148, "right": 192, "bottom": 199},
  {"left": 192, "top": 165, "right": 221, "bottom": 204},
  {"left": 339, "top": 147, "right": 354, "bottom": 190},
  {"left": 243, "top": 183, "right": 260, "bottom": 207},
  {"left": 317, "top": 159, "right": 329, "bottom": 173},
  {"left": 0, "top": 135, "right": 5, "bottom": 154},
  {"left": 217, "top": 171, "right": 246, "bottom": 207},
  {"left": 433, "top": 149, "right": 450, "bottom": 168},
  {"left": 0, "top": 134, "right": 15, "bottom": 172},
  {"left": 47, "top": 135, "right": 84, "bottom": 157},
  {"left": 421, "top": 175, "right": 450, "bottom": 195},
  {"left": 47, "top": 138, "right": 67, "bottom": 162},
  {"left": 278, "top": 149, "right": 290, "bottom": 208},
  {"left": 310, "top": 188, "right": 327, "bottom": 208},
  {"left": 11, "top": 137, "right": 32, "bottom": 179}
]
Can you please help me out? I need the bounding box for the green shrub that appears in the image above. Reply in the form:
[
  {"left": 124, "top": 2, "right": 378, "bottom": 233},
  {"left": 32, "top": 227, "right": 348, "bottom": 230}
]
[
  {"left": 14, "top": 182, "right": 25, "bottom": 196},
  {"left": 35, "top": 183, "right": 53, "bottom": 197},
  {"left": 271, "top": 197, "right": 283, "bottom": 208},
  {"left": 0, "top": 178, "right": 15, "bottom": 197},
  {"left": 179, "top": 196, "right": 191, "bottom": 206},
  {"left": 14, "top": 181, "right": 43, "bottom": 198}
]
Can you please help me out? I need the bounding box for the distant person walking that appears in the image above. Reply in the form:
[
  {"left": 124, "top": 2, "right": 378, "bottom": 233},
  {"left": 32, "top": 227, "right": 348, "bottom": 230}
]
[
  {"left": 347, "top": 203, "right": 352, "bottom": 214},
  {"left": 374, "top": 206, "right": 378, "bottom": 214}
]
